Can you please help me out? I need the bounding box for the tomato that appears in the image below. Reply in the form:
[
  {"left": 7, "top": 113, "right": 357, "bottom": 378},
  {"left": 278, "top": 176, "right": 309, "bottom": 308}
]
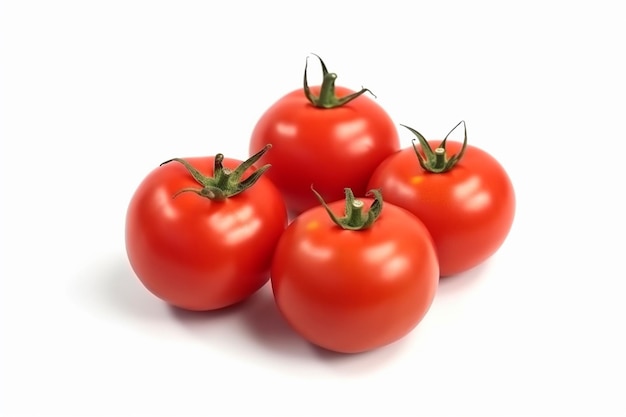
[
  {"left": 270, "top": 188, "right": 439, "bottom": 353},
  {"left": 367, "top": 121, "right": 516, "bottom": 277},
  {"left": 125, "top": 146, "right": 287, "bottom": 311},
  {"left": 249, "top": 54, "right": 400, "bottom": 216}
]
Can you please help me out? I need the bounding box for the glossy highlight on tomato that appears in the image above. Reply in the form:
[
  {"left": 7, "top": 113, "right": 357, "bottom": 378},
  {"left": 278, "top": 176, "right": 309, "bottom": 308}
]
[
  {"left": 368, "top": 122, "right": 515, "bottom": 277},
  {"left": 125, "top": 149, "right": 288, "bottom": 311},
  {"left": 249, "top": 55, "right": 399, "bottom": 216},
  {"left": 270, "top": 189, "right": 439, "bottom": 353}
]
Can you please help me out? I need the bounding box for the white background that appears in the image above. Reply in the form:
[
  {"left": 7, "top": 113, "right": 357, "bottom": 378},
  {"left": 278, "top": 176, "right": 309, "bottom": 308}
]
[{"left": 1, "top": 1, "right": 625, "bottom": 416}]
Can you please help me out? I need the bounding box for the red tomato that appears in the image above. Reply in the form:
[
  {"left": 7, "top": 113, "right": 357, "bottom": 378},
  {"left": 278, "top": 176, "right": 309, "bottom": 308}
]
[
  {"left": 125, "top": 146, "right": 287, "bottom": 311},
  {"left": 249, "top": 55, "right": 400, "bottom": 216},
  {"left": 367, "top": 122, "right": 516, "bottom": 277},
  {"left": 271, "top": 188, "right": 439, "bottom": 353}
]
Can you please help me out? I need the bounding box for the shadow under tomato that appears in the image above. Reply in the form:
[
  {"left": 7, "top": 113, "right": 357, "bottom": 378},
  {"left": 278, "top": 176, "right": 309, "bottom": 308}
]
[
  {"left": 436, "top": 261, "right": 491, "bottom": 298},
  {"left": 310, "top": 335, "right": 411, "bottom": 364},
  {"left": 71, "top": 254, "right": 167, "bottom": 321},
  {"left": 300, "top": 325, "right": 419, "bottom": 376},
  {"left": 167, "top": 296, "right": 254, "bottom": 322},
  {"left": 240, "top": 285, "right": 413, "bottom": 372},
  {"left": 164, "top": 284, "right": 315, "bottom": 359},
  {"left": 162, "top": 289, "right": 271, "bottom": 358},
  {"left": 239, "top": 284, "right": 314, "bottom": 357}
]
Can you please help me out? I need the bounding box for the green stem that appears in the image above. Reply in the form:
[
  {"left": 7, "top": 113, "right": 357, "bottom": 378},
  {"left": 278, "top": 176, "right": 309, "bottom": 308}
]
[
  {"left": 312, "top": 186, "right": 383, "bottom": 231},
  {"left": 161, "top": 145, "right": 272, "bottom": 201},
  {"left": 345, "top": 199, "right": 365, "bottom": 228},
  {"left": 317, "top": 72, "right": 339, "bottom": 104},
  {"left": 401, "top": 120, "right": 468, "bottom": 174},
  {"left": 303, "top": 54, "right": 375, "bottom": 109},
  {"left": 212, "top": 154, "right": 230, "bottom": 189},
  {"left": 434, "top": 148, "right": 447, "bottom": 171}
]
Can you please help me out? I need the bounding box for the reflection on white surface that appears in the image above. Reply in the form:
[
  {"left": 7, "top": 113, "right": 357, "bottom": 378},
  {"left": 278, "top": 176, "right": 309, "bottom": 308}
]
[
  {"left": 453, "top": 176, "right": 491, "bottom": 212},
  {"left": 209, "top": 205, "right": 262, "bottom": 246}
]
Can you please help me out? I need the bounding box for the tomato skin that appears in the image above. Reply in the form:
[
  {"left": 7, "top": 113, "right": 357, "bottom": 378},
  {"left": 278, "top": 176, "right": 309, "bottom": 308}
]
[
  {"left": 367, "top": 140, "right": 515, "bottom": 277},
  {"left": 270, "top": 199, "right": 439, "bottom": 353},
  {"left": 249, "top": 86, "right": 400, "bottom": 216},
  {"left": 125, "top": 157, "right": 288, "bottom": 311}
]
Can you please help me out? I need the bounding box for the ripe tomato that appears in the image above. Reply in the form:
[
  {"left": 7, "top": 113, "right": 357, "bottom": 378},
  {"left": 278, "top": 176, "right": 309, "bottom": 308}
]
[
  {"left": 125, "top": 146, "right": 287, "bottom": 311},
  {"left": 271, "top": 188, "right": 439, "bottom": 353},
  {"left": 249, "top": 54, "right": 400, "bottom": 216},
  {"left": 367, "top": 121, "right": 516, "bottom": 277}
]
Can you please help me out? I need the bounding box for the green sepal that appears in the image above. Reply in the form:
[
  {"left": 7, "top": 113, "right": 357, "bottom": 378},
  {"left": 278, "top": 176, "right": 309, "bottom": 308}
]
[
  {"left": 303, "top": 54, "right": 376, "bottom": 109},
  {"left": 401, "top": 120, "right": 468, "bottom": 173},
  {"left": 311, "top": 186, "right": 383, "bottom": 231},
  {"left": 160, "top": 144, "right": 272, "bottom": 201}
]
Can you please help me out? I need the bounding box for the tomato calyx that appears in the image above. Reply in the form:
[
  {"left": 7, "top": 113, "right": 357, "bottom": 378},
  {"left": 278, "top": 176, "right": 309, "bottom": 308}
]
[
  {"left": 160, "top": 144, "right": 272, "bottom": 201},
  {"left": 401, "top": 120, "right": 468, "bottom": 173},
  {"left": 312, "top": 186, "right": 383, "bottom": 230},
  {"left": 303, "top": 54, "right": 376, "bottom": 109}
]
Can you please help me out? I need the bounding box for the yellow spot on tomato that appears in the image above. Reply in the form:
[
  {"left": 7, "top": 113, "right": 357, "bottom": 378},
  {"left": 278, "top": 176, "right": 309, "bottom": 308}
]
[
  {"left": 410, "top": 175, "right": 424, "bottom": 184},
  {"left": 306, "top": 221, "right": 319, "bottom": 231}
]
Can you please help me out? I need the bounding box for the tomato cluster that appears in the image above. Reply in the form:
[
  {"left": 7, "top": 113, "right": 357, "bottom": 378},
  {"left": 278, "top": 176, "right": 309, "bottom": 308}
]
[{"left": 125, "top": 55, "right": 515, "bottom": 353}]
